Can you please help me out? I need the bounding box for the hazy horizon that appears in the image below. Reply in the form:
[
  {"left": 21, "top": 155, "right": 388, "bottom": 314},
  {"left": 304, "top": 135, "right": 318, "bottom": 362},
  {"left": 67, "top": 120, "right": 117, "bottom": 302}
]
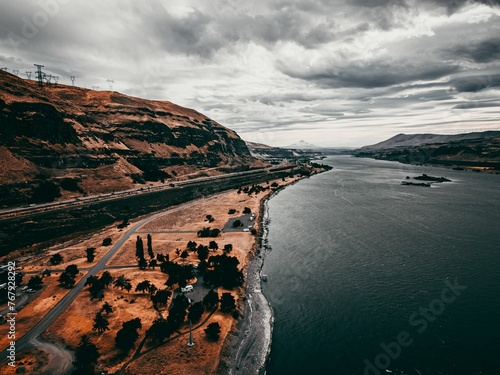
[{"left": 1, "top": 0, "right": 499, "bottom": 147}]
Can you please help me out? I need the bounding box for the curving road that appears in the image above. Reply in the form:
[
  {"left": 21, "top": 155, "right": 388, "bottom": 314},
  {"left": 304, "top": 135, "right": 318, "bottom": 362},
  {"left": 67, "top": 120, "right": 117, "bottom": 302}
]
[
  {"left": 31, "top": 337, "right": 73, "bottom": 375},
  {"left": 0, "top": 193, "right": 225, "bottom": 366}
]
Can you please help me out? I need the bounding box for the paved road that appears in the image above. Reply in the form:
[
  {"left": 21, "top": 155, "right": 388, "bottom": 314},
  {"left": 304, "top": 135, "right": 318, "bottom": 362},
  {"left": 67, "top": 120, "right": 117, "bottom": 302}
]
[
  {"left": 0, "top": 166, "right": 286, "bottom": 219},
  {"left": 0, "top": 193, "right": 225, "bottom": 365}
]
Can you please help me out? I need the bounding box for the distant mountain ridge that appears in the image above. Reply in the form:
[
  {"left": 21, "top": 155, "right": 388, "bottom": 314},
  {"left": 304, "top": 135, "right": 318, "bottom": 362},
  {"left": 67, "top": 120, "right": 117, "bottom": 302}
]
[
  {"left": 361, "top": 131, "right": 500, "bottom": 150},
  {"left": 0, "top": 70, "right": 260, "bottom": 207},
  {"left": 355, "top": 131, "right": 500, "bottom": 171},
  {"left": 285, "top": 140, "right": 321, "bottom": 149}
]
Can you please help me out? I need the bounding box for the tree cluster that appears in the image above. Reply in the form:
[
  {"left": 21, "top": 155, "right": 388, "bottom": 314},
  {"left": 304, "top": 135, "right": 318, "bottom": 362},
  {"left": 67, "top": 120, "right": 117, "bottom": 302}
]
[
  {"left": 58, "top": 264, "right": 79, "bottom": 288},
  {"left": 160, "top": 261, "right": 195, "bottom": 288},
  {"left": 115, "top": 318, "right": 142, "bottom": 352},
  {"left": 197, "top": 227, "right": 221, "bottom": 238},
  {"left": 204, "top": 254, "right": 244, "bottom": 289}
]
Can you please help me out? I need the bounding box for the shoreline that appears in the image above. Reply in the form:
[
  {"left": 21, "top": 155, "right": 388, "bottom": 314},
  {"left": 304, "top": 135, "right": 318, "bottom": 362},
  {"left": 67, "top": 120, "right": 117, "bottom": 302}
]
[{"left": 225, "top": 179, "right": 303, "bottom": 375}]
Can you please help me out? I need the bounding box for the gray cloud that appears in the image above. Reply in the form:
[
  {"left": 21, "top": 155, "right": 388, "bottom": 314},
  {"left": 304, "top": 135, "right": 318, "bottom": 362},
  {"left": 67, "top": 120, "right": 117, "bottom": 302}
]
[
  {"left": 451, "top": 74, "right": 500, "bottom": 92},
  {"left": 448, "top": 37, "right": 500, "bottom": 63},
  {"left": 0, "top": 0, "right": 499, "bottom": 146},
  {"left": 278, "top": 58, "right": 461, "bottom": 89}
]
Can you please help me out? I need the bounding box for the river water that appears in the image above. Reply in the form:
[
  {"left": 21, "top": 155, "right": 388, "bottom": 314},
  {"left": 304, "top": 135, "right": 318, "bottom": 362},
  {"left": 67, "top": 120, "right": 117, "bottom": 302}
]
[{"left": 262, "top": 156, "right": 500, "bottom": 375}]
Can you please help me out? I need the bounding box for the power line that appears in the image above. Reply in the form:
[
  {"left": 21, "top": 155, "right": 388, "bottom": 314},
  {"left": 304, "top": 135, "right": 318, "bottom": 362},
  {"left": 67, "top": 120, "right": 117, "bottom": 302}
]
[{"left": 34, "top": 64, "right": 45, "bottom": 87}]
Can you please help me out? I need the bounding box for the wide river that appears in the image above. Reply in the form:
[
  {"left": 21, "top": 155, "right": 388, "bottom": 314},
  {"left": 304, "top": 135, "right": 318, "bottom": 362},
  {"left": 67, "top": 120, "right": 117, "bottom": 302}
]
[{"left": 262, "top": 155, "right": 500, "bottom": 375}]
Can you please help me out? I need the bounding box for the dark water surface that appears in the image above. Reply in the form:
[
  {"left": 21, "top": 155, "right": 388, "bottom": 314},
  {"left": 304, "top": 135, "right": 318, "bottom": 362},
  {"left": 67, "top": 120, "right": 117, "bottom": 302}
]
[{"left": 263, "top": 156, "right": 500, "bottom": 375}]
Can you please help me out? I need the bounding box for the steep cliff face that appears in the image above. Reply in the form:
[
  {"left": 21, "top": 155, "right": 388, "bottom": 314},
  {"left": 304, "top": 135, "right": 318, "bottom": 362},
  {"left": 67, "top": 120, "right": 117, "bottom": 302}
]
[{"left": 0, "top": 70, "right": 260, "bottom": 206}]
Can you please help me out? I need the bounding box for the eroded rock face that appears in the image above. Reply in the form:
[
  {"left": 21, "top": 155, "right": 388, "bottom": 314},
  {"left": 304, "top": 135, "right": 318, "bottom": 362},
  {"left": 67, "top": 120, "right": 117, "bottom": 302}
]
[{"left": 0, "top": 70, "right": 257, "bottom": 206}]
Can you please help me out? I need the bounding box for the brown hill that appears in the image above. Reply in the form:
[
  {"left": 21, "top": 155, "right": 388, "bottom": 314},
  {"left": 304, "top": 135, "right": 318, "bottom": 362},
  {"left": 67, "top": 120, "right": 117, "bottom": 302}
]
[
  {"left": 0, "top": 70, "right": 262, "bottom": 207},
  {"left": 354, "top": 131, "right": 500, "bottom": 171}
]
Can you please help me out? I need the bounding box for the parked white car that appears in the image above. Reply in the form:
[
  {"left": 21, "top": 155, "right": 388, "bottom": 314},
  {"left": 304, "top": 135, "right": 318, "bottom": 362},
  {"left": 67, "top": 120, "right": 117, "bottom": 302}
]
[{"left": 181, "top": 285, "right": 194, "bottom": 293}]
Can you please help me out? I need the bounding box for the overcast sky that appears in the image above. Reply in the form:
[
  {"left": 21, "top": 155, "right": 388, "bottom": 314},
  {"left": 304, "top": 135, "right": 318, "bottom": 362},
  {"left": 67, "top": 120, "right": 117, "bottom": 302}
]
[{"left": 1, "top": 0, "right": 499, "bottom": 147}]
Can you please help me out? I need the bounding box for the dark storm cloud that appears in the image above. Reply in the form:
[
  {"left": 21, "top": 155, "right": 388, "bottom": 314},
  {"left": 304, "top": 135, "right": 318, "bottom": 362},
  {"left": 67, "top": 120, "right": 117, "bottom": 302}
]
[
  {"left": 448, "top": 37, "right": 500, "bottom": 63},
  {"left": 422, "top": 0, "right": 500, "bottom": 14},
  {"left": 278, "top": 58, "right": 461, "bottom": 89},
  {"left": 451, "top": 74, "right": 500, "bottom": 92}
]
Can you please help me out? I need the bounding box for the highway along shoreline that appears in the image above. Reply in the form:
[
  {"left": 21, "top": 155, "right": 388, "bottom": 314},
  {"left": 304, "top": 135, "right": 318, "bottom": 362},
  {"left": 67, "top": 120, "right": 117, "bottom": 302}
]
[{"left": 0, "top": 167, "right": 294, "bottom": 256}]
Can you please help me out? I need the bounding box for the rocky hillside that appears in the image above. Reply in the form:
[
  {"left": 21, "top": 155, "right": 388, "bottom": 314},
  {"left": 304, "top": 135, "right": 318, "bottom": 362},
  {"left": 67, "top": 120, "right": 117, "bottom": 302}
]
[
  {"left": 355, "top": 131, "right": 500, "bottom": 171},
  {"left": 0, "top": 70, "right": 261, "bottom": 207}
]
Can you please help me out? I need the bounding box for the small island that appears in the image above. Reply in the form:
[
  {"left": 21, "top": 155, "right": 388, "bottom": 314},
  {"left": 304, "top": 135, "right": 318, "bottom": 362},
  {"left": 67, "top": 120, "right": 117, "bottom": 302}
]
[
  {"left": 413, "top": 174, "right": 451, "bottom": 183},
  {"left": 401, "top": 181, "right": 431, "bottom": 187},
  {"left": 402, "top": 174, "right": 451, "bottom": 187}
]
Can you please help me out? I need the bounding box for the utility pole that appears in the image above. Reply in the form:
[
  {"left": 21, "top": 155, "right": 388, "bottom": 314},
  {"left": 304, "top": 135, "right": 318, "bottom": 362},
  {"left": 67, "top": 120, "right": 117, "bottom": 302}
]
[
  {"left": 187, "top": 320, "right": 195, "bottom": 347},
  {"left": 34, "top": 64, "right": 44, "bottom": 87},
  {"left": 26, "top": 71, "right": 32, "bottom": 80}
]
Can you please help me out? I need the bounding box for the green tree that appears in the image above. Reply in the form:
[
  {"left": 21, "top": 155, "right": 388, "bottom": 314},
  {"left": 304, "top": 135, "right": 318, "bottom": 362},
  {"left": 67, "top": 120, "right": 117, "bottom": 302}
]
[
  {"left": 136, "top": 236, "right": 145, "bottom": 260},
  {"left": 27, "top": 275, "right": 43, "bottom": 290},
  {"left": 135, "top": 280, "right": 153, "bottom": 293},
  {"left": 49, "top": 253, "right": 63, "bottom": 265},
  {"left": 102, "top": 237, "right": 112, "bottom": 246},
  {"left": 100, "top": 271, "right": 113, "bottom": 287},
  {"left": 65, "top": 264, "right": 79, "bottom": 277},
  {"left": 58, "top": 271, "right": 76, "bottom": 288},
  {"left": 180, "top": 249, "right": 189, "bottom": 259},
  {"left": 151, "top": 289, "right": 172, "bottom": 307},
  {"left": 115, "top": 318, "right": 142, "bottom": 352},
  {"left": 205, "top": 322, "right": 221, "bottom": 341},
  {"left": 243, "top": 207, "right": 251, "bottom": 214},
  {"left": 197, "top": 245, "right": 209, "bottom": 262},
  {"left": 223, "top": 244, "right": 233, "bottom": 254},
  {"left": 113, "top": 274, "right": 132, "bottom": 291},
  {"left": 73, "top": 335, "right": 100, "bottom": 375},
  {"left": 232, "top": 220, "right": 242, "bottom": 228},
  {"left": 188, "top": 301, "right": 204, "bottom": 323},
  {"left": 88, "top": 279, "right": 105, "bottom": 300},
  {"left": 147, "top": 234, "right": 154, "bottom": 258},
  {"left": 202, "top": 289, "right": 219, "bottom": 310},
  {"left": 138, "top": 257, "right": 148, "bottom": 270},
  {"left": 101, "top": 301, "right": 113, "bottom": 315},
  {"left": 85, "top": 248, "right": 96, "bottom": 262},
  {"left": 146, "top": 318, "right": 175, "bottom": 343},
  {"left": 209, "top": 241, "right": 219, "bottom": 251},
  {"left": 92, "top": 312, "right": 110, "bottom": 333},
  {"left": 220, "top": 292, "right": 236, "bottom": 313}
]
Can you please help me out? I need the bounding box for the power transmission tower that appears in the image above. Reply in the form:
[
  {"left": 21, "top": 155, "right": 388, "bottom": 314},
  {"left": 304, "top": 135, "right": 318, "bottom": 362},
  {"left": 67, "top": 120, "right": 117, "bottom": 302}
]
[
  {"left": 46, "top": 74, "right": 53, "bottom": 85},
  {"left": 13, "top": 69, "right": 19, "bottom": 76},
  {"left": 107, "top": 79, "right": 114, "bottom": 90},
  {"left": 26, "top": 71, "right": 32, "bottom": 80},
  {"left": 0, "top": 67, "right": 7, "bottom": 71},
  {"left": 34, "top": 64, "right": 45, "bottom": 87},
  {"left": 70, "top": 76, "right": 75, "bottom": 86},
  {"left": 54, "top": 76, "right": 59, "bottom": 85}
]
